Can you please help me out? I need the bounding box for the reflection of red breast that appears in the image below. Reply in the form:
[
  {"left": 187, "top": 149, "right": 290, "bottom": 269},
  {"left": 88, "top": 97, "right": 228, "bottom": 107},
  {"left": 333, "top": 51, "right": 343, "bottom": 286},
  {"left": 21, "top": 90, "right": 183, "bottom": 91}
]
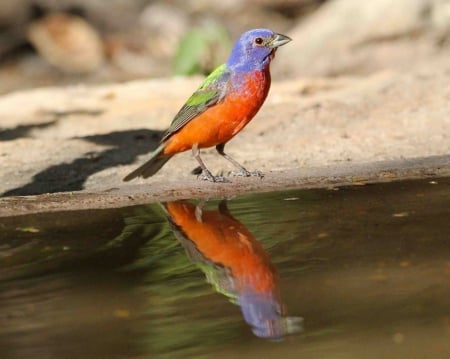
[
  {"left": 166, "top": 201, "right": 277, "bottom": 294},
  {"left": 163, "top": 69, "right": 271, "bottom": 155}
]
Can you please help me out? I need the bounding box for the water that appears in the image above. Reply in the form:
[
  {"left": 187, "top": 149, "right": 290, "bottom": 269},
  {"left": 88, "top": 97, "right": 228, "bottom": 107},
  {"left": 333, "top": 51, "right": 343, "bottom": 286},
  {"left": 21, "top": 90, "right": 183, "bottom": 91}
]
[{"left": 0, "top": 178, "right": 449, "bottom": 358}]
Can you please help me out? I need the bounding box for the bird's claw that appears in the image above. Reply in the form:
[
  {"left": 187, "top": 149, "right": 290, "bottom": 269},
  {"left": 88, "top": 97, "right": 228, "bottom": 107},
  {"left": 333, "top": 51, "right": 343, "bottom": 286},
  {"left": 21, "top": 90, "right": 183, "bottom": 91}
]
[
  {"left": 198, "top": 171, "right": 230, "bottom": 183},
  {"left": 229, "top": 169, "right": 264, "bottom": 178}
]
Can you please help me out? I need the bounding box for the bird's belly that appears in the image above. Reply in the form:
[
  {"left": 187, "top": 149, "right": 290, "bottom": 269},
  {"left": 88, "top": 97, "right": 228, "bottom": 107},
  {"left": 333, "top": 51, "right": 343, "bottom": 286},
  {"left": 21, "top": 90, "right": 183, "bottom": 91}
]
[{"left": 164, "top": 71, "right": 269, "bottom": 155}]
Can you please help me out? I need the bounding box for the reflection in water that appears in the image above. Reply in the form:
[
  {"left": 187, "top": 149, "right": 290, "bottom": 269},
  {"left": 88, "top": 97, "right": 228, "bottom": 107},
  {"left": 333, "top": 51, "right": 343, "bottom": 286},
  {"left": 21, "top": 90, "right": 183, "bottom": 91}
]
[
  {"left": 2, "top": 178, "right": 448, "bottom": 358},
  {"left": 162, "top": 200, "right": 302, "bottom": 339}
]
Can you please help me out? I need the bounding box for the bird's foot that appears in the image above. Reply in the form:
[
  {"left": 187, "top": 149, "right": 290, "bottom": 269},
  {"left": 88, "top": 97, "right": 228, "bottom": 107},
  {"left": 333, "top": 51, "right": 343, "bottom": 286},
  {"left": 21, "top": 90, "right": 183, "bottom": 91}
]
[
  {"left": 198, "top": 170, "right": 229, "bottom": 183},
  {"left": 229, "top": 169, "right": 264, "bottom": 178}
]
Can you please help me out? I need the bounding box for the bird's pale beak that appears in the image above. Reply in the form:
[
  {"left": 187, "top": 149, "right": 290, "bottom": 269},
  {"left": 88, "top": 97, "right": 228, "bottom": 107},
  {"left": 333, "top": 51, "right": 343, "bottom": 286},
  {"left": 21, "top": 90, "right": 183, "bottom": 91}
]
[{"left": 269, "top": 33, "right": 292, "bottom": 48}]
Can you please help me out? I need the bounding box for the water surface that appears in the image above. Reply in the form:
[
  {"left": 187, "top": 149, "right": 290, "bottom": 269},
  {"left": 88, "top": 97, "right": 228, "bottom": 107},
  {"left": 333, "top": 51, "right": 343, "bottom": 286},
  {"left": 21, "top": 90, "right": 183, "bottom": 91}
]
[{"left": 1, "top": 178, "right": 449, "bottom": 358}]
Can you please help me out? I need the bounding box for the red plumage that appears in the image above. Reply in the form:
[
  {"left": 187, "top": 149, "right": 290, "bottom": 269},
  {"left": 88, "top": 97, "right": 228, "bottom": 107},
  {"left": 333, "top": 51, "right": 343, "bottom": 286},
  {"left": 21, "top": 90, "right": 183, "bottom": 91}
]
[{"left": 163, "top": 70, "right": 270, "bottom": 155}]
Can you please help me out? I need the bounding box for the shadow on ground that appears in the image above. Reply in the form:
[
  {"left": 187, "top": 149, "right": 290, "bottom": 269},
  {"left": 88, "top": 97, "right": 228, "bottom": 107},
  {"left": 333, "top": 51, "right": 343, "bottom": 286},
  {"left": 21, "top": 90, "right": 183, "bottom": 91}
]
[
  {"left": 0, "top": 120, "right": 58, "bottom": 141},
  {"left": 2, "top": 129, "right": 163, "bottom": 197},
  {"left": 0, "top": 109, "right": 106, "bottom": 142}
]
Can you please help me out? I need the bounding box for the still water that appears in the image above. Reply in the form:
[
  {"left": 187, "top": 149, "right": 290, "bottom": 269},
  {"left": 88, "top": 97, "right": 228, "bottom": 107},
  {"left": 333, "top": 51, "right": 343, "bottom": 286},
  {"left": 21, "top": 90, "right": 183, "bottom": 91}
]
[{"left": 0, "top": 178, "right": 449, "bottom": 358}]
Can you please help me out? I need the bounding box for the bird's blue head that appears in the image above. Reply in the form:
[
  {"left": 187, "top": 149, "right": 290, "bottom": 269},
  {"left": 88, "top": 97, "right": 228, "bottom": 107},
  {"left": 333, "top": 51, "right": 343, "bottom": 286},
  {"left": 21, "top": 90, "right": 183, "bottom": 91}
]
[{"left": 226, "top": 28, "right": 291, "bottom": 72}]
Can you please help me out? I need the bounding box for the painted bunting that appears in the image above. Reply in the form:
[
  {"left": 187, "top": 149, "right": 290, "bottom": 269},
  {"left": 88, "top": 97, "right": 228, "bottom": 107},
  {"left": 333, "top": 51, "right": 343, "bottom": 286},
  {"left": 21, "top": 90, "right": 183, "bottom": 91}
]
[
  {"left": 123, "top": 28, "right": 291, "bottom": 183},
  {"left": 163, "top": 200, "right": 302, "bottom": 339}
]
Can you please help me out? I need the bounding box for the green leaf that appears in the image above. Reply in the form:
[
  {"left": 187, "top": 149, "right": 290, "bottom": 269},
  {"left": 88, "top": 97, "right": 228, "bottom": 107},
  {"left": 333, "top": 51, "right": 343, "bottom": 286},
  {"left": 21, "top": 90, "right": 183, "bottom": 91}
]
[
  {"left": 173, "top": 24, "right": 231, "bottom": 76},
  {"left": 173, "top": 29, "right": 208, "bottom": 76}
]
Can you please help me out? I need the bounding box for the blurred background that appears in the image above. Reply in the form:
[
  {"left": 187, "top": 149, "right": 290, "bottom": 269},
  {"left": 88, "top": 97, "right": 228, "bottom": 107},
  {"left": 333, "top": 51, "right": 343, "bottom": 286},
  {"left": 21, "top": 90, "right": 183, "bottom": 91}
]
[
  {"left": 0, "top": 0, "right": 321, "bottom": 94},
  {"left": 1, "top": 0, "right": 448, "bottom": 95}
]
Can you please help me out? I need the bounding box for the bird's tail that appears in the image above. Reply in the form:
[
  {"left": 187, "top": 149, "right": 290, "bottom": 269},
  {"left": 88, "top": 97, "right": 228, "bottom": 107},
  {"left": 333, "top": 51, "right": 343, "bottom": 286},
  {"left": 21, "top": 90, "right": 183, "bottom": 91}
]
[{"left": 123, "top": 144, "right": 172, "bottom": 182}]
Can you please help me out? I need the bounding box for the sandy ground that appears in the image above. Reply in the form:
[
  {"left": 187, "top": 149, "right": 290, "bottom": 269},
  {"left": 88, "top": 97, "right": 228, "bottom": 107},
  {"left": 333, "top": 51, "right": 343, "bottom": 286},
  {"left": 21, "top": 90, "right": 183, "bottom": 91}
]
[{"left": 0, "top": 53, "right": 449, "bottom": 216}]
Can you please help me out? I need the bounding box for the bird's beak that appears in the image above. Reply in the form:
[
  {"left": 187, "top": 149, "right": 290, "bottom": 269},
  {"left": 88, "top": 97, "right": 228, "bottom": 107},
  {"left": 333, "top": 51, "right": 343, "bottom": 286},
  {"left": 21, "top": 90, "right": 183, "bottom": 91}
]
[{"left": 269, "top": 33, "right": 292, "bottom": 48}]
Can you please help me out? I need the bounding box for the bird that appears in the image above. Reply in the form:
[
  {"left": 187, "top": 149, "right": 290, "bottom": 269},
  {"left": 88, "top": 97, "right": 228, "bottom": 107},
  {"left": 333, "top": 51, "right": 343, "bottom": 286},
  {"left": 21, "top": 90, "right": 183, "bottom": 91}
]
[
  {"left": 162, "top": 200, "right": 300, "bottom": 339},
  {"left": 123, "top": 28, "right": 291, "bottom": 183}
]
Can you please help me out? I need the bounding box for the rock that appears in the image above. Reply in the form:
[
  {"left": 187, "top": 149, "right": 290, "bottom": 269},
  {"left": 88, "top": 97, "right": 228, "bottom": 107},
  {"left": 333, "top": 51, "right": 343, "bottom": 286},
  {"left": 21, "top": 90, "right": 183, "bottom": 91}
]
[
  {"left": 0, "top": 0, "right": 30, "bottom": 58},
  {"left": 27, "top": 13, "right": 104, "bottom": 74},
  {"left": 276, "top": 0, "right": 450, "bottom": 77},
  {"left": 0, "top": 0, "right": 28, "bottom": 26},
  {"left": 431, "top": 0, "right": 450, "bottom": 44},
  {"left": 139, "top": 2, "right": 189, "bottom": 59},
  {"left": 23, "top": 0, "right": 145, "bottom": 32}
]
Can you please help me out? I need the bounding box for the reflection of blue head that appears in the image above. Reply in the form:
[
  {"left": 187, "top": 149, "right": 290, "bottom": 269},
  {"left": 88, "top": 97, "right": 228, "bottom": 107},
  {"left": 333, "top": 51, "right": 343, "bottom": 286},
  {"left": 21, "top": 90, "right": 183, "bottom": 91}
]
[{"left": 239, "top": 291, "right": 303, "bottom": 339}]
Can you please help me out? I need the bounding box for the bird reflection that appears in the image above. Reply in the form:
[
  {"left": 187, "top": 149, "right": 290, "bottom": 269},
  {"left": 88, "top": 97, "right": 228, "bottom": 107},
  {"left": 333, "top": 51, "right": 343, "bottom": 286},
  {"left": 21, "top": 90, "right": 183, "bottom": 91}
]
[{"left": 162, "top": 199, "right": 302, "bottom": 339}]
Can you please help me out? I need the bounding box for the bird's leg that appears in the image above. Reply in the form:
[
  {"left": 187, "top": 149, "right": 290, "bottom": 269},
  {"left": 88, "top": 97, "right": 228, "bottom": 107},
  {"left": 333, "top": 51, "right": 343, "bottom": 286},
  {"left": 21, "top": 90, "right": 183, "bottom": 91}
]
[
  {"left": 192, "top": 144, "right": 228, "bottom": 182},
  {"left": 194, "top": 199, "right": 206, "bottom": 222},
  {"left": 216, "top": 143, "right": 249, "bottom": 175},
  {"left": 216, "top": 143, "right": 264, "bottom": 178}
]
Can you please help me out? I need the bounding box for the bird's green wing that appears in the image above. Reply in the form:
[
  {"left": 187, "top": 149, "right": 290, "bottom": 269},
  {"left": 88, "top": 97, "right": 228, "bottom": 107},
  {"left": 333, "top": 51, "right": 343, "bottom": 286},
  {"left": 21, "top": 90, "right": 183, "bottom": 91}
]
[{"left": 161, "top": 64, "right": 230, "bottom": 142}]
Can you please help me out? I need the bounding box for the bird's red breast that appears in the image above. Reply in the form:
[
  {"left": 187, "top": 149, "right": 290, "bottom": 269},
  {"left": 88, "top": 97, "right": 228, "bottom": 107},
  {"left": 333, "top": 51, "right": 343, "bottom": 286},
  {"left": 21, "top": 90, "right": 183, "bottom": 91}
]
[
  {"left": 163, "top": 69, "right": 271, "bottom": 155},
  {"left": 166, "top": 201, "right": 277, "bottom": 294}
]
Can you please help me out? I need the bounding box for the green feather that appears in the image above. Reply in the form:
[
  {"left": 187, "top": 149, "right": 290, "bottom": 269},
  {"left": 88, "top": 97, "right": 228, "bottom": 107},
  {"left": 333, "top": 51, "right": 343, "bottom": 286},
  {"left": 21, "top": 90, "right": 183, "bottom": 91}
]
[{"left": 199, "top": 63, "right": 228, "bottom": 89}]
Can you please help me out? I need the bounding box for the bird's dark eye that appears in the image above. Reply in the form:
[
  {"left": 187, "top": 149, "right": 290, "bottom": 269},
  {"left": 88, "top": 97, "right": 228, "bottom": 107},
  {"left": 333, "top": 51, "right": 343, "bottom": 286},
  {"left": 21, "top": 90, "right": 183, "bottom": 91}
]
[{"left": 254, "top": 37, "right": 264, "bottom": 46}]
